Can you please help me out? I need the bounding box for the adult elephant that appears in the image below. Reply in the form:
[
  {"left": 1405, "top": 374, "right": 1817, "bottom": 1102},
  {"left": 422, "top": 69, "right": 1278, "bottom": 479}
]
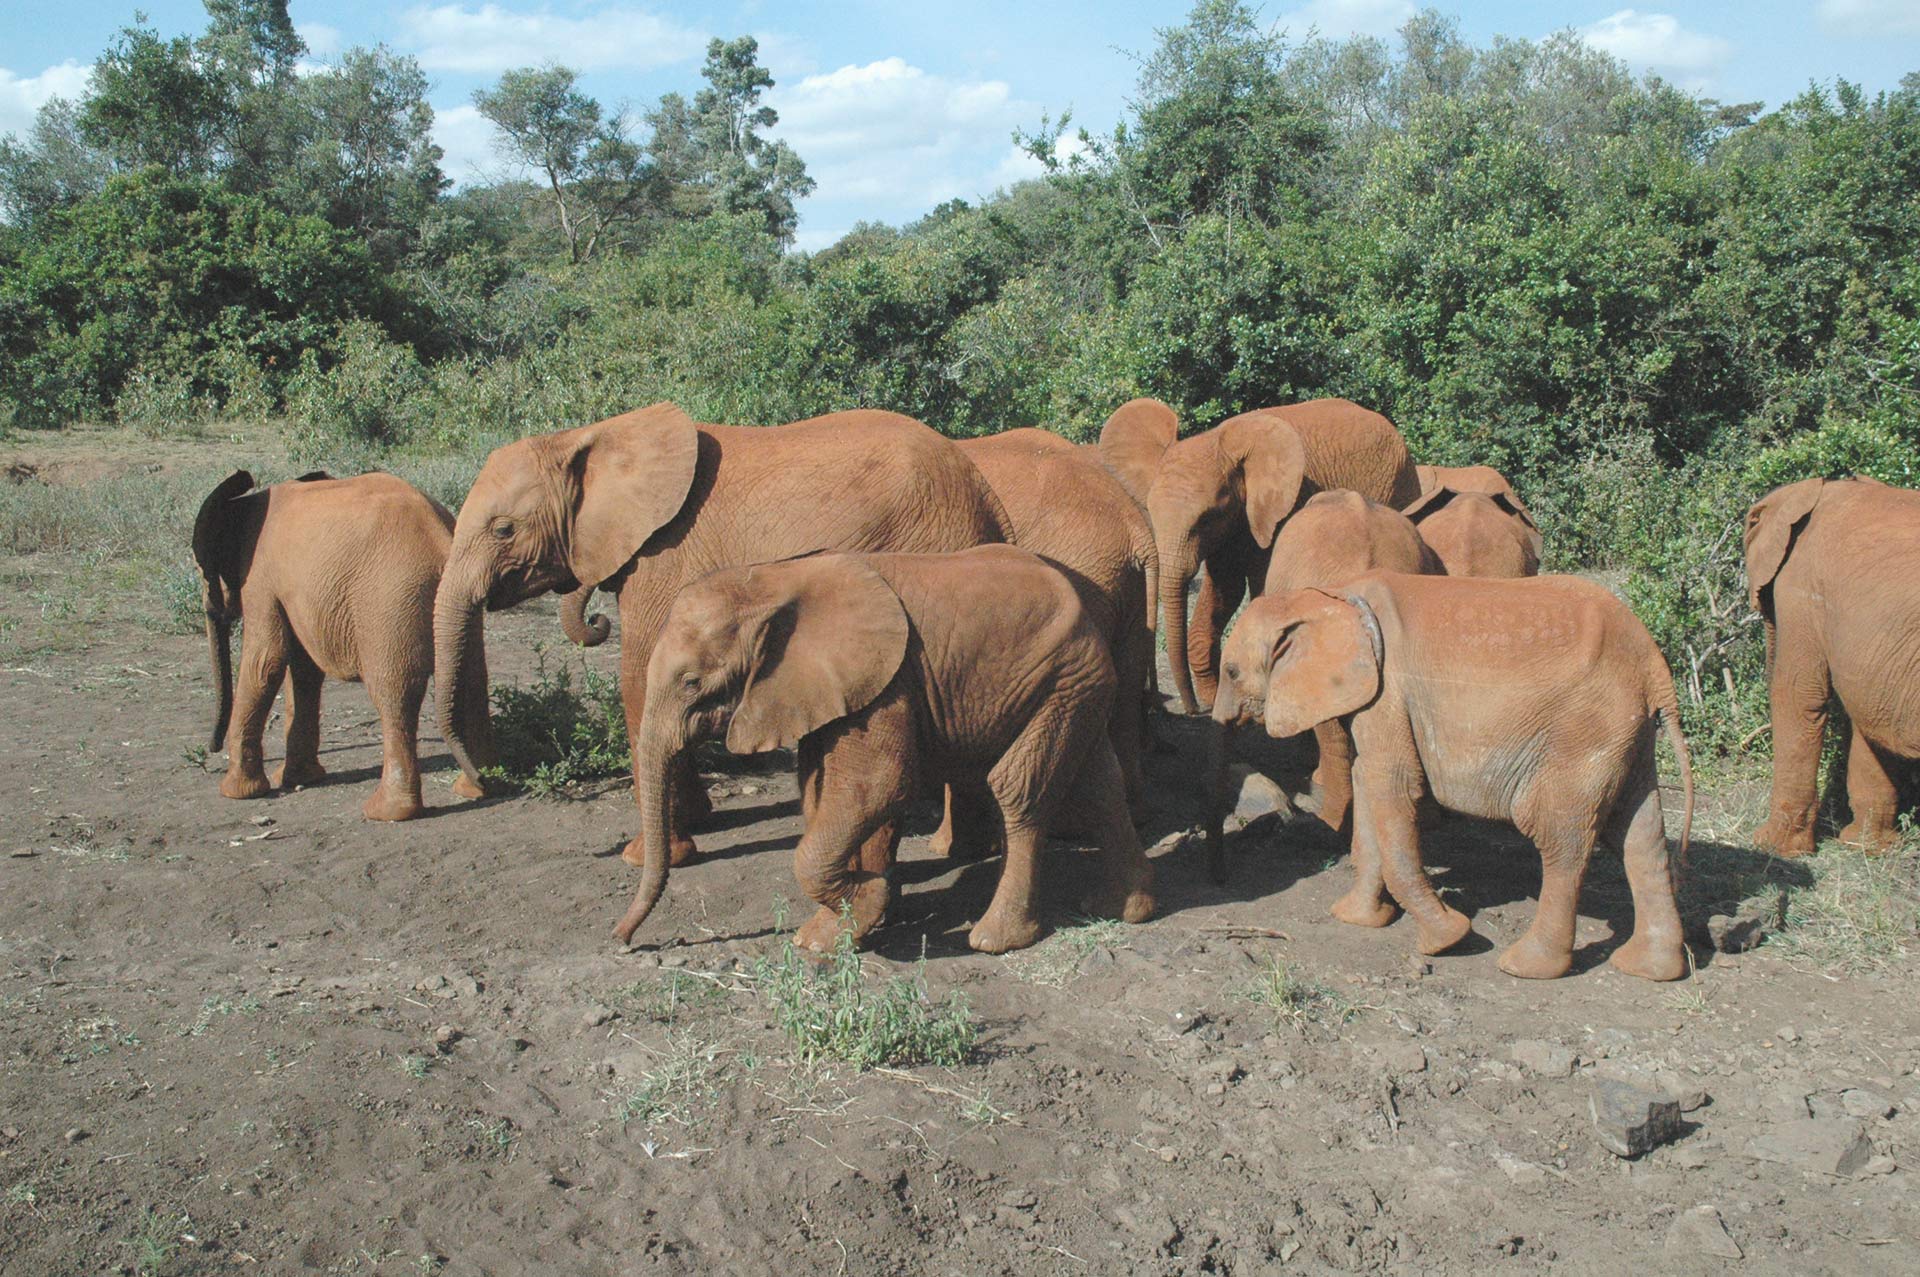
[
  {"left": 1141, "top": 399, "right": 1421, "bottom": 715},
  {"left": 957, "top": 428, "right": 1158, "bottom": 816},
  {"left": 433, "top": 403, "right": 1012, "bottom": 865},
  {"left": 1745, "top": 476, "right": 1920, "bottom": 856}
]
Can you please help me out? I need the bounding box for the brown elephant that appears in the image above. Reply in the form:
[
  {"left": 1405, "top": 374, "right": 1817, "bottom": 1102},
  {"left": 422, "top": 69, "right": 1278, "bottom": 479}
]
[
  {"left": 193, "top": 470, "right": 492, "bottom": 821},
  {"left": 1227, "top": 491, "right": 1440, "bottom": 848},
  {"left": 1413, "top": 463, "right": 1525, "bottom": 502},
  {"left": 1746, "top": 476, "right": 1920, "bottom": 855},
  {"left": 1093, "top": 397, "right": 1181, "bottom": 509},
  {"left": 1404, "top": 485, "right": 1542, "bottom": 578},
  {"left": 1209, "top": 573, "right": 1692, "bottom": 981},
  {"left": 432, "top": 403, "right": 1011, "bottom": 865},
  {"left": 1132, "top": 399, "right": 1421, "bottom": 716},
  {"left": 611, "top": 546, "right": 1156, "bottom": 954},
  {"left": 957, "top": 428, "right": 1158, "bottom": 816}
]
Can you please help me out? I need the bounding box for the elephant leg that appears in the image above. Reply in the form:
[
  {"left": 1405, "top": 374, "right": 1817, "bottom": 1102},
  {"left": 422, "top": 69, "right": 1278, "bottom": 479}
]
[
  {"left": 1331, "top": 782, "right": 1398, "bottom": 930},
  {"left": 1497, "top": 808, "right": 1598, "bottom": 981},
  {"left": 618, "top": 641, "right": 698, "bottom": 868},
  {"left": 273, "top": 646, "right": 327, "bottom": 790},
  {"left": 1111, "top": 629, "right": 1152, "bottom": 822},
  {"left": 1752, "top": 647, "right": 1830, "bottom": 857},
  {"left": 1357, "top": 762, "right": 1470, "bottom": 955},
  {"left": 221, "top": 608, "right": 288, "bottom": 801},
  {"left": 1603, "top": 748, "right": 1686, "bottom": 981},
  {"left": 361, "top": 668, "right": 427, "bottom": 822},
  {"left": 930, "top": 783, "right": 1006, "bottom": 861},
  {"left": 793, "top": 714, "right": 913, "bottom": 952},
  {"left": 1064, "top": 743, "right": 1155, "bottom": 925},
  {"left": 450, "top": 631, "right": 494, "bottom": 801},
  {"left": 1308, "top": 721, "right": 1355, "bottom": 835},
  {"left": 1838, "top": 725, "right": 1902, "bottom": 854}
]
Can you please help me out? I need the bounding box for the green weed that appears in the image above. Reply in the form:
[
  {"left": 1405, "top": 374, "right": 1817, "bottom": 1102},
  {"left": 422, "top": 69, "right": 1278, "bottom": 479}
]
[
  {"left": 466, "top": 1117, "right": 515, "bottom": 1159},
  {"left": 482, "top": 649, "right": 630, "bottom": 797},
  {"left": 1243, "top": 956, "right": 1348, "bottom": 1027},
  {"left": 755, "top": 926, "right": 976, "bottom": 1070},
  {"left": 614, "top": 970, "right": 734, "bottom": 1026},
  {"left": 1010, "top": 916, "right": 1128, "bottom": 988},
  {"left": 612, "top": 1034, "right": 725, "bottom": 1133},
  {"left": 399, "top": 1053, "right": 434, "bottom": 1080},
  {"left": 126, "top": 1208, "right": 179, "bottom": 1277}
]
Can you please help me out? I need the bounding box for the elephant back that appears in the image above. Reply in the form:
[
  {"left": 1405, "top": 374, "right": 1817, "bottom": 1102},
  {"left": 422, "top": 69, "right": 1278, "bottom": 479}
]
[{"left": 1265, "top": 399, "right": 1421, "bottom": 508}]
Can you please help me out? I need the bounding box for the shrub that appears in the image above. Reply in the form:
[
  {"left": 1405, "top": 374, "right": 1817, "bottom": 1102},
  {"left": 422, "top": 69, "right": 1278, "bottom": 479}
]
[
  {"left": 481, "top": 650, "right": 630, "bottom": 797},
  {"left": 283, "top": 320, "right": 430, "bottom": 465},
  {"left": 755, "top": 923, "right": 976, "bottom": 1070}
]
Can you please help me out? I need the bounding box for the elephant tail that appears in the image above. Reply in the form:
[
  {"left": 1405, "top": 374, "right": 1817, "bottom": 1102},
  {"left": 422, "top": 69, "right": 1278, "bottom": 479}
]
[{"left": 1649, "top": 665, "right": 1694, "bottom": 869}]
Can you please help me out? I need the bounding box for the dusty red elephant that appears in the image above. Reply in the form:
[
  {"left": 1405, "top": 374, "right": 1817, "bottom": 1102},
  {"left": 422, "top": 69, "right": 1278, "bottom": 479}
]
[
  {"left": 612, "top": 547, "right": 1156, "bottom": 955},
  {"left": 1746, "top": 476, "right": 1920, "bottom": 855},
  {"left": 1210, "top": 573, "right": 1692, "bottom": 981},
  {"left": 193, "top": 470, "right": 493, "bottom": 821}
]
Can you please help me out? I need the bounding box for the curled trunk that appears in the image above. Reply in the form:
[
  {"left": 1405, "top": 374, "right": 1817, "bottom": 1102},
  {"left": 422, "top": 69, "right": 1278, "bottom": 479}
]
[
  {"left": 560, "top": 584, "right": 610, "bottom": 647},
  {"left": 433, "top": 566, "right": 489, "bottom": 789},
  {"left": 1161, "top": 543, "right": 1201, "bottom": 714},
  {"left": 206, "top": 613, "right": 234, "bottom": 751},
  {"left": 613, "top": 737, "right": 675, "bottom": 944}
]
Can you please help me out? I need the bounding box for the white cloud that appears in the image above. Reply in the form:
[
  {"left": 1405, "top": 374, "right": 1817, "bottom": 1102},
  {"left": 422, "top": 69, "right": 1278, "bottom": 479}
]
[
  {"left": 772, "top": 57, "right": 1030, "bottom": 207},
  {"left": 984, "top": 130, "right": 1088, "bottom": 191},
  {"left": 399, "top": 3, "right": 707, "bottom": 74},
  {"left": 1274, "top": 0, "right": 1417, "bottom": 42},
  {"left": 432, "top": 102, "right": 500, "bottom": 185},
  {"left": 298, "top": 22, "right": 344, "bottom": 57},
  {"left": 0, "top": 60, "right": 90, "bottom": 139},
  {"left": 1577, "top": 10, "right": 1731, "bottom": 81},
  {"left": 1817, "top": 0, "right": 1920, "bottom": 36}
]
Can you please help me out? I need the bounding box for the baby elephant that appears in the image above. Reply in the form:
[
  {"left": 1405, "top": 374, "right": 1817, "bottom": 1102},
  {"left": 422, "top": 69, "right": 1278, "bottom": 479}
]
[
  {"left": 1210, "top": 573, "right": 1692, "bottom": 981},
  {"left": 612, "top": 545, "right": 1156, "bottom": 954},
  {"left": 193, "top": 470, "right": 493, "bottom": 821}
]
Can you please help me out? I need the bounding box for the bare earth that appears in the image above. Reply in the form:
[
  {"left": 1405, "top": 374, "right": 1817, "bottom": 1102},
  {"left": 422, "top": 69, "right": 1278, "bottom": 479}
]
[{"left": 2, "top": 441, "right": 1917, "bottom": 1276}]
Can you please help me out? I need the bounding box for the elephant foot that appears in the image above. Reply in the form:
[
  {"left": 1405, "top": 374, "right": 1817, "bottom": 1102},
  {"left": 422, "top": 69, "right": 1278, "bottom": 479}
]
[
  {"left": 1750, "top": 815, "right": 1816, "bottom": 858},
  {"left": 622, "top": 833, "right": 699, "bottom": 868},
  {"left": 1307, "top": 786, "right": 1350, "bottom": 834},
  {"left": 1496, "top": 933, "right": 1573, "bottom": 980},
  {"left": 451, "top": 773, "right": 486, "bottom": 801},
  {"left": 221, "top": 771, "right": 272, "bottom": 801},
  {"left": 1330, "top": 888, "right": 1398, "bottom": 929},
  {"left": 1413, "top": 905, "right": 1474, "bottom": 956},
  {"left": 1608, "top": 934, "right": 1686, "bottom": 982},
  {"left": 795, "top": 880, "right": 892, "bottom": 952},
  {"left": 1838, "top": 818, "right": 1900, "bottom": 855},
  {"left": 273, "top": 759, "right": 326, "bottom": 790},
  {"left": 968, "top": 908, "right": 1043, "bottom": 955},
  {"left": 1083, "top": 874, "right": 1156, "bottom": 925},
  {"left": 362, "top": 787, "right": 425, "bottom": 822}
]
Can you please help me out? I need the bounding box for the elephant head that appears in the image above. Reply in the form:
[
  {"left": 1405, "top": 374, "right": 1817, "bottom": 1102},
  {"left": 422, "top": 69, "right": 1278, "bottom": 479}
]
[
  {"left": 1205, "top": 588, "right": 1384, "bottom": 878},
  {"left": 434, "top": 403, "right": 701, "bottom": 786},
  {"left": 192, "top": 470, "right": 259, "bottom": 751},
  {"left": 1097, "top": 398, "right": 1179, "bottom": 507},
  {"left": 1147, "top": 411, "right": 1310, "bottom": 713},
  {"left": 612, "top": 554, "right": 910, "bottom": 944}
]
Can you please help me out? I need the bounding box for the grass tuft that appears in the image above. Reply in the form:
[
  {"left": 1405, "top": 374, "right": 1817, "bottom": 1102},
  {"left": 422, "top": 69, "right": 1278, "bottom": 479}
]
[
  {"left": 482, "top": 649, "right": 630, "bottom": 797},
  {"left": 1010, "top": 916, "right": 1128, "bottom": 988},
  {"left": 1243, "top": 956, "right": 1348, "bottom": 1027},
  {"left": 755, "top": 925, "right": 976, "bottom": 1070}
]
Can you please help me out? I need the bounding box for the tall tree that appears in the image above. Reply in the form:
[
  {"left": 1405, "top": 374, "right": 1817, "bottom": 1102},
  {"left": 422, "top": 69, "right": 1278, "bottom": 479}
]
[{"left": 689, "top": 37, "right": 814, "bottom": 243}]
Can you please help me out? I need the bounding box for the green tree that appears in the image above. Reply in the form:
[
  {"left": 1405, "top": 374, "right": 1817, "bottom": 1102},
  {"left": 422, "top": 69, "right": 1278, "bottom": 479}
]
[{"left": 688, "top": 36, "right": 815, "bottom": 243}]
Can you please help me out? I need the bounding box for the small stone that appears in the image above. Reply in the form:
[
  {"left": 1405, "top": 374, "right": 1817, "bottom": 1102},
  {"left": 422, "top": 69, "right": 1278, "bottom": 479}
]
[
  {"left": 0, "top": 1126, "right": 18, "bottom": 1142},
  {"left": 1695, "top": 891, "right": 1781, "bottom": 954},
  {"left": 8, "top": 848, "right": 37, "bottom": 858},
  {"left": 1169, "top": 1009, "right": 1210, "bottom": 1036},
  {"left": 583, "top": 1004, "right": 616, "bottom": 1029},
  {"left": 1405, "top": 955, "right": 1432, "bottom": 978},
  {"left": 1762, "top": 1088, "right": 1810, "bottom": 1125},
  {"left": 433, "top": 1026, "right": 461, "bottom": 1051},
  {"left": 1778, "top": 1025, "right": 1800, "bottom": 1043},
  {"left": 1671, "top": 1146, "right": 1710, "bottom": 1170},
  {"left": 1745, "top": 1119, "right": 1874, "bottom": 1177},
  {"left": 1839, "top": 1088, "right": 1896, "bottom": 1120},
  {"left": 1495, "top": 1155, "right": 1548, "bottom": 1186},
  {"left": 1863, "top": 1155, "right": 1897, "bottom": 1176},
  {"left": 63, "top": 1128, "right": 87, "bottom": 1144},
  {"left": 1665, "top": 1205, "right": 1742, "bottom": 1259},
  {"left": 1383, "top": 1043, "right": 1428, "bottom": 1075},
  {"left": 740, "top": 784, "right": 760, "bottom": 796},
  {"left": 1654, "top": 1071, "right": 1710, "bottom": 1113},
  {"left": 1224, "top": 764, "right": 1293, "bottom": 827},
  {"left": 1512, "top": 1040, "right": 1576, "bottom": 1078},
  {"left": 1279, "top": 1238, "right": 1302, "bottom": 1262},
  {"left": 1590, "top": 1080, "right": 1683, "bottom": 1158}
]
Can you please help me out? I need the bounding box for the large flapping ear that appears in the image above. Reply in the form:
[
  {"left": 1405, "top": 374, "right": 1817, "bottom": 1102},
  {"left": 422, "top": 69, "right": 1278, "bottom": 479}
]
[
  {"left": 565, "top": 403, "right": 702, "bottom": 590},
  {"left": 1262, "top": 589, "right": 1383, "bottom": 739},
  {"left": 1099, "top": 398, "right": 1179, "bottom": 502},
  {"left": 1219, "top": 412, "right": 1307, "bottom": 548},
  {"left": 192, "top": 470, "right": 256, "bottom": 616},
  {"left": 1489, "top": 490, "right": 1545, "bottom": 559},
  {"left": 1743, "top": 477, "right": 1824, "bottom": 612},
  {"left": 725, "top": 556, "right": 911, "bottom": 755}
]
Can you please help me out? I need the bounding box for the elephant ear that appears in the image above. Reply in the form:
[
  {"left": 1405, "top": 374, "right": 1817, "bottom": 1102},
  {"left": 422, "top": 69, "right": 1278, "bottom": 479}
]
[
  {"left": 1262, "top": 589, "right": 1383, "bottom": 739},
  {"left": 1220, "top": 412, "right": 1308, "bottom": 548},
  {"left": 1414, "top": 464, "right": 1440, "bottom": 496},
  {"left": 567, "top": 403, "right": 702, "bottom": 590},
  {"left": 725, "top": 556, "right": 911, "bottom": 755},
  {"left": 1099, "top": 398, "right": 1179, "bottom": 502},
  {"left": 1401, "top": 484, "right": 1455, "bottom": 524},
  {"left": 192, "top": 470, "right": 255, "bottom": 616},
  {"left": 1489, "top": 490, "right": 1544, "bottom": 558},
  {"left": 1744, "top": 477, "right": 1824, "bottom": 612}
]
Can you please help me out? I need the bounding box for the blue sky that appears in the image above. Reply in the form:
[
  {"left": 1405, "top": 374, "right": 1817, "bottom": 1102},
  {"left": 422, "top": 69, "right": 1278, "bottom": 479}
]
[{"left": 4, "top": 2, "right": 1918, "bottom": 249}]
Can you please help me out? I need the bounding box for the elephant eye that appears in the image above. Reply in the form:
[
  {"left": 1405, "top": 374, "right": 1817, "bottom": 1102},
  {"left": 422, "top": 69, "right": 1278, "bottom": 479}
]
[
  {"left": 1225, "top": 662, "right": 1240, "bottom": 681},
  {"left": 490, "top": 519, "right": 514, "bottom": 539},
  {"left": 681, "top": 673, "right": 700, "bottom": 690}
]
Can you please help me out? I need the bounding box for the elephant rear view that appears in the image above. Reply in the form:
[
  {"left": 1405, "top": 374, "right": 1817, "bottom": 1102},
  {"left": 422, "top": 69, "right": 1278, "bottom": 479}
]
[
  {"left": 193, "top": 470, "right": 492, "bottom": 821},
  {"left": 612, "top": 546, "right": 1156, "bottom": 955},
  {"left": 432, "top": 403, "right": 1012, "bottom": 865},
  {"left": 1404, "top": 484, "right": 1542, "bottom": 578},
  {"left": 1143, "top": 398, "right": 1420, "bottom": 715},
  {"left": 1746, "top": 476, "right": 1920, "bottom": 855}
]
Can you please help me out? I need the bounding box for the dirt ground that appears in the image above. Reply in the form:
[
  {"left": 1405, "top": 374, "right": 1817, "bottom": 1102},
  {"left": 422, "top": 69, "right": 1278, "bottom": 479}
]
[{"left": 2, "top": 438, "right": 1918, "bottom": 1276}]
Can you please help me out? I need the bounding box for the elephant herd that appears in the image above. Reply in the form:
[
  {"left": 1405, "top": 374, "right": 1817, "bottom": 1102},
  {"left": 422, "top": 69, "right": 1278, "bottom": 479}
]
[{"left": 188, "top": 399, "right": 1920, "bottom": 982}]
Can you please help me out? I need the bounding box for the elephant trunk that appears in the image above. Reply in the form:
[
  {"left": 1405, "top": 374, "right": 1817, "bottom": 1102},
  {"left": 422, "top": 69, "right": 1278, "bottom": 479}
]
[
  {"left": 206, "top": 611, "right": 234, "bottom": 752},
  {"left": 1204, "top": 682, "right": 1243, "bottom": 884},
  {"left": 433, "top": 563, "right": 490, "bottom": 789},
  {"left": 560, "top": 583, "right": 610, "bottom": 647},
  {"left": 613, "top": 733, "right": 677, "bottom": 945},
  {"left": 1160, "top": 540, "right": 1201, "bottom": 715}
]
